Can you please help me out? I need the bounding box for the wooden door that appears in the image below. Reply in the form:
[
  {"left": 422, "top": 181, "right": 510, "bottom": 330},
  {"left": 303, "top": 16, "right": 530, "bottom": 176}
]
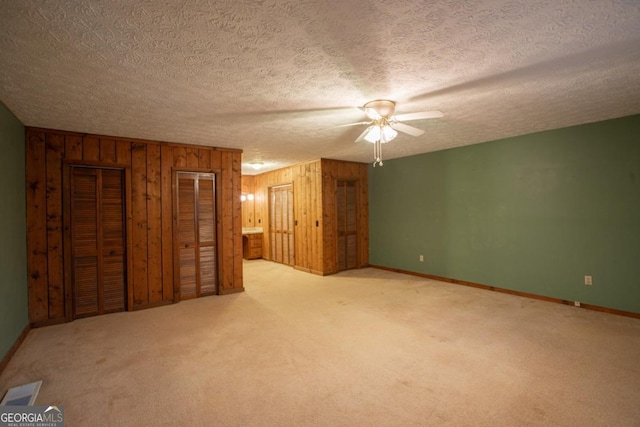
[
  {"left": 174, "top": 172, "right": 218, "bottom": 300},
  {"left": 70, "top": 167, "right": 126, "bottom": 318},
  {"left": 337, "top": 180, "right": 358, "bottom": 271},
  {"left": 269, "top": 184, "right": 294, "bottom": 265}
]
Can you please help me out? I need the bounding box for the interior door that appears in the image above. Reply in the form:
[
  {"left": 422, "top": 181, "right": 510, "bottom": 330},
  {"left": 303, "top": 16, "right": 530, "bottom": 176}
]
[
  {"left": 337, "top": 180, "right": 358, "bottom": 271},
  {"left": 70, "top": 167, "right": 126, "bottom": 318},
  {"left": 175, "top": 172, "right": 218, "bottom": 300},
  {"left": 269, "top": 184, "right": 294, "bottom": 265}
]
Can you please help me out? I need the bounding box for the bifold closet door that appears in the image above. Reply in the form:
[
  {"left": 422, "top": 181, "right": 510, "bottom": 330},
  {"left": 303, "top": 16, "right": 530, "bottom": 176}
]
[
  {"left": 70, "top": 168, "right": 126, "bottom": 318},
  {"left": 175, "top": 172, "right": 218, "bottom": 300},
  {"left": 269, "top": 185, "right": 294, "bottom": 265},
  {"left": 337, "top": 180, "right": 357, "bottom": 271}
]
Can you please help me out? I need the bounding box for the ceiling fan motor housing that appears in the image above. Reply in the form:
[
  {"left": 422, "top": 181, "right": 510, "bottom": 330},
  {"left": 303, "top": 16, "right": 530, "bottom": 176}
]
[{"left": 363, "top": 99, "right": 396, "bottom": 118}]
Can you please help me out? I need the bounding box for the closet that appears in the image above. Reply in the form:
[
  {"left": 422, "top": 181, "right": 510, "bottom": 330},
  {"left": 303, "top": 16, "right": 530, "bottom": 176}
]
[
  {"left": 70, "top": 167, "right": 126, "bottom": 318},
  {"left": 269, "top": 184, "right": 295, "bottom": 265},
  {"left": 336, "top": 180, "right": 358, "bottom": 271},
  {"left": 174, "top": 172, "right": 218, "bottom": 300}
]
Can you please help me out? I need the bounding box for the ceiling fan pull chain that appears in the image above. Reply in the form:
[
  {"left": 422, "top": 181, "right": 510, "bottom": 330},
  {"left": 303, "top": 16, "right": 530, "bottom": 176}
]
[{"left": 373, "top": 139, "right": 383, "bottom": 167}]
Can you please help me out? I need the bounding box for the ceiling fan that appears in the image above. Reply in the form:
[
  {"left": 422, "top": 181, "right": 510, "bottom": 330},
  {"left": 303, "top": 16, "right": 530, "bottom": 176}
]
[{"left": 340, "top": 99, "right": 443, "bottom": 166}]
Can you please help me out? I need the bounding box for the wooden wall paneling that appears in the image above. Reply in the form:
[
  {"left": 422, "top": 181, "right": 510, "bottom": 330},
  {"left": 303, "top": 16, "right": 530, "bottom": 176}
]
[
  {"left": 241, "top": 175, "right": 256, "bottom": 227},
  {"left": 219, "top": 151, "right": 234, "bottom": 293},
  {"left": 26, "top": 127, "right": 244, "bottom": 324},
  {"left": 83, "top": 136, "right": 100, "bottom": 161},
  {"left": 312, "top": 162, "right": 323, "bottom": 272},
  {"left": 232, "top": 152, "right": 243, "bottom": 290},
  {"left": 100, "top": 138, "right": 117, "bottom": 163},
  {"left": 131, "top": 143, "right": 149, "bottom": 306},
  {"left": 160, "top": 145, "right": 174, "bottom": 301},
  {"left": 116, "top": 140, "right": 131, "bottom": 165},
  {"left": 146, "top": 144, "right": 163, "bottom": 303},
  {"left": 123, "top": 163, "right": 134, "bottom": 310},
  {"left": 26, "top": 130, "right": 49, "bottom": 324},
  {"left": 65, "top": 134, "right": 82, "bottom": 161},
  {"left": 293, "top": 165, "right": 305, "bottom": 269},
  {"left": 199, "top": 149, "right": 211, "bottom": 169},
  {"left": 173, "top": 146, "right": 187, "bottom": 167},
  {"left": 45, "top": 133, "right": 65, "bottom": 320},
  {"left": 322, "top": 163, "right": 337, "bottom": 273},
  {"left": 210, "top": 150, "right": 222, "bottom": 171},
  {"left": 186, "top": 148, "right": 199, "bottom": 168}
]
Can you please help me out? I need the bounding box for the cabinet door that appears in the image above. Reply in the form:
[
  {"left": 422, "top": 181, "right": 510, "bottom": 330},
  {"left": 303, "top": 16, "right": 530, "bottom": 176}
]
[
  {"left": 71, "top": 167, "right": 126, "bottom": 318},
  {"left": 175, "top": 172, "right": 218, "bottom": 300}
]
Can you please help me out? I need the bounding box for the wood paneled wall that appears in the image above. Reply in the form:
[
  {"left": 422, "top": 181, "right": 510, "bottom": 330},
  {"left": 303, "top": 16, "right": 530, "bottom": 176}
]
[
  {"left": 26, "top": 127, "right": 243, "bottom": 327},
  {"left": 241, "top": 175, "right": 256, "bottom": 227},
  {"left": 248, "top": 158, "right": 368, "bottom": 275}
]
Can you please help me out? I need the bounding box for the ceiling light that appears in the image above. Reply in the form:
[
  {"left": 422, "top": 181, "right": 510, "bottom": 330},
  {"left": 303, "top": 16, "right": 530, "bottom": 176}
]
[
  {"left": 250, "top": 162, "right": 263, "bottom": 170},
  {"left": 363, "top": 124, "right": 398, "bottom": 144}
]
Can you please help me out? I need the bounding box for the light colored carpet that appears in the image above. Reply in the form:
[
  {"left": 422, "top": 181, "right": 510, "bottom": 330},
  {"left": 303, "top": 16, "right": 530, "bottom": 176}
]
[{"left": 2, "top": 260, "right": 640, "bottom": 426}]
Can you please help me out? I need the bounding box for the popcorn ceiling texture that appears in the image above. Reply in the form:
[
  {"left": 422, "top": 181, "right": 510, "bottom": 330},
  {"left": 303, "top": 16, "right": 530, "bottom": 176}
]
[{"left": 1, "top": 0, "right": 639, "bottom": 174}]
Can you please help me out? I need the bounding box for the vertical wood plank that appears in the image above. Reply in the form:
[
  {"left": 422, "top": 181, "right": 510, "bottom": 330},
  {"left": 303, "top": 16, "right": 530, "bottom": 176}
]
[
  {"left": 173, "top": 146, "right": 187, "bottom": 167},
  {"left": 186, "top": 148, "right": 199, "bottom": 168},
  {"left": 232, "top": 151, "right": 243, "bottom": 290},
  {"left": 46, "top": 133, "right": 65, "bottom": 320},
  {"left": 210, "top": 150, "right": 222, "bottom": 171},
  {"left": 199, "top": 148, "right": 211, "bottom": 169},
  {"left": 160, "top": 145, "right": 174, "bottom": 301},
  {"left": 26, "top": 130, "right": 48, "bottom": 323},
  {"left": 83, "top": 136, "right": 100, "bottom": 161},
  {"left": 220, "top": 151, "right": 233, "bottom": 292},
  {"left": 116, "top": 140, "right": 131, "bottom": 165},
  {"left": 131, "top": 143, "right": 149, "bottom": 306},
  {"left": 65, "top": 134, "right": 83, "bottom": 161},
  {"left": 146, "top": 144, "right": 163, "bottom": 303},
  {"left": 100, "top": 138, "right": 117, "bottom": 163}
]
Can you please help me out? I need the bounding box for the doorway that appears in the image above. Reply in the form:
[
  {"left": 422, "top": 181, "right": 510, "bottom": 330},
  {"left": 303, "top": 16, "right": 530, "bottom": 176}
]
[
  {"left": 174, "top": 172, "right": 218, "bottom": 300},
  {"left": 336, "top": 180, "right": 358, "bottom": 271},
  {"left": 269, "top": 184, "right": 295, "bottom": 265},
  {"left": 69, "top": 167, "right": 127, "bottom": 318}
]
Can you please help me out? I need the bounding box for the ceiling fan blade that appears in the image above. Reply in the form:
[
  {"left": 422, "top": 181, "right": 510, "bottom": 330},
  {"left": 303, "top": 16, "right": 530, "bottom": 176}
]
[
  {"left": 334, "top": 121, "right": 371, "bottom": 128},
  {"left": 393, "top": 110, "right": 443, "bottom": 121},
  {"left": 390, "top": 122, "right": 425, "bottom": 137},
  {"left": 354, "top": 126, "right": 372, "bottom": 143}
]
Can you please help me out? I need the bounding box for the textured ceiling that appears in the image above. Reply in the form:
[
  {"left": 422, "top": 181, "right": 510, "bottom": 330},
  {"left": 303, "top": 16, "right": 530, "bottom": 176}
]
[{"left": 1, "top": 1, "right": 640, "bottom": 174}]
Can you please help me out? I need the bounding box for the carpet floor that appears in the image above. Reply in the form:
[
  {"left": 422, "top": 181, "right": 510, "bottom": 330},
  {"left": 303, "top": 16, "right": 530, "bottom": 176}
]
[{"left": 1, "top": 260, "right": 639, "bottom": 426}]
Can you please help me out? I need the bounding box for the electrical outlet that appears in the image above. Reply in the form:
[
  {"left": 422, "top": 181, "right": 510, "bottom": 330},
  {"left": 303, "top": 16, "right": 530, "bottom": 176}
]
[
  {"left": 574, "top": 301, "right": 581, "bottom": 307},
  {"left": 584, "top": 275, "right": 592, "bottom": 285},
  {"left": 419, "top": 255, "right": 424, "bottom": 262}
]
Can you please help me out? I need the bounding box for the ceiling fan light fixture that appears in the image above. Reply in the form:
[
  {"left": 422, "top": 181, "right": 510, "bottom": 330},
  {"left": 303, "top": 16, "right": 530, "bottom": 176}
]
[
  {"left": 363, "top": 124, "right": 397, "bottom": 143},
  {"left": 363, "top": 99, "right": 396, "bottom": 120}
]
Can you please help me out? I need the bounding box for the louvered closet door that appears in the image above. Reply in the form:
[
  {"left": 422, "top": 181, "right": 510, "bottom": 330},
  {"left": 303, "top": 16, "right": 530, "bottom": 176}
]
[
  {"left": 337, "top": 180, "right": 358, "bottom": 271},
  {"left": 269, "top": 184, "right": 294, "bottom": 266},
  {"left": 175, "top": 172, "right": 217, "bottom": 300},
  {"left": 71, "top": 168, "right": 126, "bottom": 318}
]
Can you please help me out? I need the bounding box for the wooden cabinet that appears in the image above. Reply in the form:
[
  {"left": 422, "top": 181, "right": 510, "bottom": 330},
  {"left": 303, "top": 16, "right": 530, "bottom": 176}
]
[{"left": 243, "top": 233, "right": 263, "bottom": 260}]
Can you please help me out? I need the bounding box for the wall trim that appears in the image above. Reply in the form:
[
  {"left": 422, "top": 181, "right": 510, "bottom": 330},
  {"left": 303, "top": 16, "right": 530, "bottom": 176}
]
[
  {"left": 370, "top": 264, "right": 640, "bottom": 320},
  {"left": 0, "top": 325, "right": 30, "bottom": 376}
]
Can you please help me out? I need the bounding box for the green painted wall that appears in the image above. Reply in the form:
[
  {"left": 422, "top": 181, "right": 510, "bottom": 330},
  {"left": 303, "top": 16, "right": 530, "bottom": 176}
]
[
  {"left": 0, "top": 102, "right": 28, "bottom": 361},
  {"left": 369, "top": 115, "right": 640, "bottom": 314}
]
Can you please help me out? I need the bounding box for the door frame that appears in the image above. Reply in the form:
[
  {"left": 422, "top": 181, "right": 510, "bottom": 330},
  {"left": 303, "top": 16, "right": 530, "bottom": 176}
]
[
  {"left": 171, "top": 168, "right": 222, "bottom": 301},
  {"left": 62, "top": 162, "right": 133, "bottom": 322}
]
